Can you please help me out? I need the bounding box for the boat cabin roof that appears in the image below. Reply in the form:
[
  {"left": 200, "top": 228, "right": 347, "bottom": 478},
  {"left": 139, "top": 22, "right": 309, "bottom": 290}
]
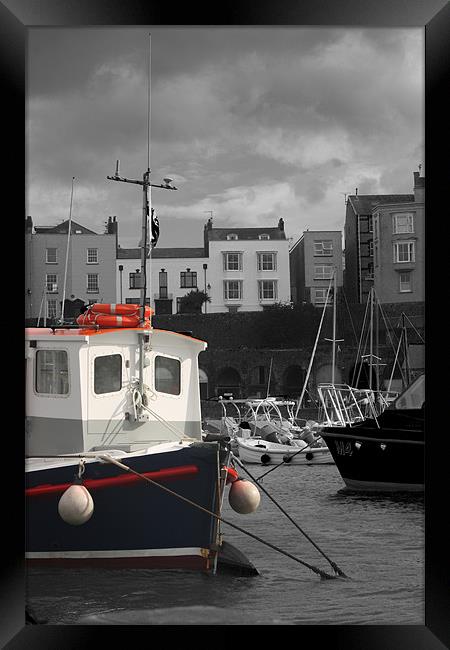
[{"left": 25, "top": 326, "right": 206, "bottom": 346}]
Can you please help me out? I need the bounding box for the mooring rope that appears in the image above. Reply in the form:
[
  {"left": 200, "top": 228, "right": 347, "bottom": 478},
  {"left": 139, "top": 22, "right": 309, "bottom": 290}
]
[
  {"left": 232, "top": 454, "right": 348, "bottom": 578},
  {"left": 97, "top": 453, "right": 340, "bottom": 580}
]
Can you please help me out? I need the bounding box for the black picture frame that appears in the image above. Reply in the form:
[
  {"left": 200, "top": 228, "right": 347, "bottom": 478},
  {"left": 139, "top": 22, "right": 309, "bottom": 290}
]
[{"left": 5, "top": 0, "right": 448, "bottom": 646}]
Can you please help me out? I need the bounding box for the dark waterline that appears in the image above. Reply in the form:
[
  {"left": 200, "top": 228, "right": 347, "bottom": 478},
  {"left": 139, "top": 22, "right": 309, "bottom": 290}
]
[{"left": 26, "top": 464, "right": 424, "bottom": 625}]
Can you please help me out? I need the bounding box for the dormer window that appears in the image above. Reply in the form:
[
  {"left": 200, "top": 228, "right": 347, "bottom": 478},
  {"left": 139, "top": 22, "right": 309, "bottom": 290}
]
[
  {"left": 226, "top": 233, "right": 238, "bottom": 241},
  {"left": 259, "top": 234, "right": 270, "bottom": 240}
]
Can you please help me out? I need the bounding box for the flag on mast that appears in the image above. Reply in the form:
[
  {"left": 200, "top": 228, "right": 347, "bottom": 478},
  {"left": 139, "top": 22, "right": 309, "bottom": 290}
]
[{"left": 150, "top": 208, "right": 159, "bottom": 247}]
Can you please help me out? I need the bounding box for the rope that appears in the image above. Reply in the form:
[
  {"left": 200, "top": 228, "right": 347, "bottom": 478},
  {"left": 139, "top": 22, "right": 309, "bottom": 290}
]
[
  {"left": 98, "top": 453, "right": 340, "bottom": 580},
  {"left": 130, "top": 384, "right": 195, "bottom": 441},
  {"left": 233, "top": 455, "right": 348, "bottom": 578}
]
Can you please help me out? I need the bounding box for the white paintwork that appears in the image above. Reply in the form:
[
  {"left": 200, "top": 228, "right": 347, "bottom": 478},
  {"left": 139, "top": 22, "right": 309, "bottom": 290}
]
[
  {"left": 237, "top": 437, "right": 334, "bottom": 465},
  {"left": 25, "top": 326, "right": 206, "bottom": 455}
]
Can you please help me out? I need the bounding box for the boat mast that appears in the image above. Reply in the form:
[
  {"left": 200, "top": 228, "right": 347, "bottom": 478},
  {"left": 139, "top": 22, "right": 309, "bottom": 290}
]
[
  {"left": 107, "top": 35, "right": 177, "bottom": 402},
  {"left": 60, "top": 176, "right": 76, "bottom": 324}
]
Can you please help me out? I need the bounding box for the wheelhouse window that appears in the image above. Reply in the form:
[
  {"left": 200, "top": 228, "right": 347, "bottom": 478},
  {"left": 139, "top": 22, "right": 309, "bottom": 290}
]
[
  {"left": 223, "top": 252, "right": 242, "bottom": 271},
  {"left": 393, "top": 213, "right": 414, "bottom": 234},
  {"left": 87, "top": 273, "right": 99, "bottom": 293},
  {"left": 314, "top": 264, "right": 333, "bottom": 279},
  {"left": 46, "top": 248, "right": 58, "bottom": 264},
  {"left": 87, "top": 248, "right": 98, "bottom": 264},
  {"left": 46, "top": 274, "right": 58, "bottom": 293},
  {"left": 393, "top": 241, "right": 415, "bottom": 263},
  {"left": 180, "top": 270, "right": 197, "bottom": 288},
  {"left": 224, "top": 280, "right": 242, "bottom": 301},
  {"left": 94, "top": 354, "right": 122, "bottom": 394},
  {"left": 258, "top": 280, "right": 278, "bottom": 301},
  {"left": 314, "top": 240, "right": 333, "bottom": 256},
  {"left": 155, "top": 356, "right": 181, "bottom": 395},
  {"left": 36, "top": 349, "right": 69, "bottom": 395},
  {"left": 257, "top": 252, "right": 277, "bottom": 271}
]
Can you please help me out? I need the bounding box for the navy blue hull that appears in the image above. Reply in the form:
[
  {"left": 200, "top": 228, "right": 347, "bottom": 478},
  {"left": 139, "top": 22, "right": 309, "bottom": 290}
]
[
  {"left": 321, "top": 409, "right": 424, "bottom": 492},
  {"left": 26, "top": 442, "right": 229, "bottom": 571}
]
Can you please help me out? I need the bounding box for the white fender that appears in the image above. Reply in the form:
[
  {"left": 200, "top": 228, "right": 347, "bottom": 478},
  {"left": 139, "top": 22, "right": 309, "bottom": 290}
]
[
  {"left": 58, "top": 484, "right": 94, "bottom": 525},
  {"left": 228, "top": 479, "right": 261, "bottom": 514}
]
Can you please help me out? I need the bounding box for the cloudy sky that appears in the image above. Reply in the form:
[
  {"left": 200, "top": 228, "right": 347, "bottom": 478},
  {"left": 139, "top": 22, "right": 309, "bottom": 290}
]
[{"left": 27, "top": 27, "right": 424, "bottom": 248}]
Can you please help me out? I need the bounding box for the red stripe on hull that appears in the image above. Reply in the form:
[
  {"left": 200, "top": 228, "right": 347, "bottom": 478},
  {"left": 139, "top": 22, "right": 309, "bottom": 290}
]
[
  {"left": 26, "top": 464, "right": 199, "bottom": 497},
  {"left": 26, "top": 554, "right": 211, "bottom": 571}
]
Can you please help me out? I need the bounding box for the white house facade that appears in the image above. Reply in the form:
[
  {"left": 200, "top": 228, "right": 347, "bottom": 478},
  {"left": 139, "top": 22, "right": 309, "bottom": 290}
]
[{"left": 116, "top": 218, "right": 291, "bottom": 314}]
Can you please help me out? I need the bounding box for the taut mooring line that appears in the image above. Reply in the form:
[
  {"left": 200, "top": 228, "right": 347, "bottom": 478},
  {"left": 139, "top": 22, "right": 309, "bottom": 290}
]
[{"left": 233, "top": 455, "right": 348, "bottom": 578}]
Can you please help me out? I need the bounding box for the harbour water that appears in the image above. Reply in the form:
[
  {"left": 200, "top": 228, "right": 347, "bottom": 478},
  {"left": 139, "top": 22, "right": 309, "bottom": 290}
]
[{"left": 26, "top": 463, "right": 424, "bottom": 626}]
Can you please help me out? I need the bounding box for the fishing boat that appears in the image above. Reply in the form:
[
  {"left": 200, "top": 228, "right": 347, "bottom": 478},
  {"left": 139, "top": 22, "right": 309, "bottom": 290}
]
[
  {"left": 25, "top": 137, "right": 259, "bottom": 573},
  {"left": 320, "top": 373, "right": 424, "bottom": 492}
]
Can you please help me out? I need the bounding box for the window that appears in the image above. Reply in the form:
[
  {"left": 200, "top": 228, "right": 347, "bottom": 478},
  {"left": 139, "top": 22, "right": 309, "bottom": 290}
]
[
  {"left": 155, "top": 356, "right": 181, "bottom": 395},
  {"left": 46, "top": 299, "right": 58, "bottom": 319},
  {"left": 36, "top": 349, "right": 69, "bottom": 395},
  {"left": 314, "top": 264, "right": 333, "bottom": 279},
  {"left": 259, "top": 234, "right": 270, "bottom": 240},
  {"left": 46, "top": 274, "right": 58, "bottom": 293},
  {"left": 224, "top": 280, "right": 242, "bottom": 301},
  {"left": 367, "top": 215, "right": 373, "bottom": 233},
  {"left": 126, "top": 297, "right": 150, "bottom": 305},
  {"left": 393, "top": 241, "right": 415, "bottom": 263},
  {"left": 180, "top": 270, "right": 197, "bottom": 288},
  {"left": 314, "top": 288, "right": 332, "bottom": 306},
  {"left": 87, "top": 248, "right": 98, "bottom": 264},
  {"left": 399, "top": 271, "right": 412, "bottom": 292},
  {"left": 314, "top": 240, "right": 333, "bottom": 256},
  {"left": 159, "top": 270, "right": 168, "bottom": 298},
  {"left": 87, "top": 273, "right": 99, "bottom": 293},
  {"left": 393, "top": 213, "right": 414, "bottom": 234},
  {"left": 369, "top": 240, "right": 374, "bottom": 257},
  {"left": 94, "top": 354, "right": 122, "bottom": 394},
  {"left": 223, "top": 252, "right": 242, "bottom": 271},
  {"left": 258, "top": 280, "right": 278, "bottom": 301},
  {"left": 257, "top": 252, "right": 277, "bottom": 271},
  {"left": 129, "top": 272, "right": 143, "bottom": 289},
  {"left": 46, "top": 248, "right": 57, "bottom": 264},
  {"left": 366, "top": 263, "right": 374, "bottom": 279},
  {"left": 226, "top": 233, "right": 238, "bottom": 241}
]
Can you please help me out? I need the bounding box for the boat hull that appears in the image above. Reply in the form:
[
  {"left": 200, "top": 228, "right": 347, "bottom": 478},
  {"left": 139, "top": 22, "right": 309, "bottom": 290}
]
[
  {"left": 321, "top": 413, "right": 424, "bottom": 492},
  {"left": 26, "top": 442, "right": 231, "bottom": 572},
  {"left": 236, "top": 438, "right": 334, "bottom": 465}
]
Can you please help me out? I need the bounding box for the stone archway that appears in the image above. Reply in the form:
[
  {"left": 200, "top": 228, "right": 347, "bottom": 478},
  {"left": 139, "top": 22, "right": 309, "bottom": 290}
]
[
  {"left": 282, "top": 365, "right": 305, "bottom": 398},
  {"left": 216, "top": 367, "right": 242, "bottom": 399},
  {"left": 199, "top": 368, "right": 209, "bottom": 400}
]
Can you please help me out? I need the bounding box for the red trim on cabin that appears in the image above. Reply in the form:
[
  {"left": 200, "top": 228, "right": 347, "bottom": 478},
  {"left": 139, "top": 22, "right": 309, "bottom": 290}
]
[{"left": 26, "top": 464, "right": 199, "bottom": 497}]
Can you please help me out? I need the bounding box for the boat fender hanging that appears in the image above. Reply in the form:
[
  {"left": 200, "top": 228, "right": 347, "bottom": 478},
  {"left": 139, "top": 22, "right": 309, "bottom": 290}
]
[
  {"left": 260, "top": 454, "right": 271, "bottom": 465},
  {"left": 283, "top": 455, "right": 292, "bottom": 463},
  {"left": 228, "top": 479, "right": 261, "bottom": 514},
  {"left": 305, "top": 452, "right": 314, "bottom": 461},
  {"left": 58, "top": 484, "right": 94, "bottom": 526}
]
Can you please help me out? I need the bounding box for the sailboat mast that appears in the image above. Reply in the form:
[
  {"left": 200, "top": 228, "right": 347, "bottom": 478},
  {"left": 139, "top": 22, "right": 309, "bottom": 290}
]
[
  {"left": 331, "top": 268, "right": 337, "bottom": 385},
  {"left": 60, "top": 176, "right": 75, "bottom": 323}
]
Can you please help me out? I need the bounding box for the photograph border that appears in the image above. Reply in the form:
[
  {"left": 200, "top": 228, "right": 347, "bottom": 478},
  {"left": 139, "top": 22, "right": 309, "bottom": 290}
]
[{"left": 2, "top": 0, "right": 448, "bottom": 645}]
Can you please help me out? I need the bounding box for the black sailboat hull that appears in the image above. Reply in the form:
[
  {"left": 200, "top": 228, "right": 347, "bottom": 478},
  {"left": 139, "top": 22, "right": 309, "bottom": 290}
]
[{"left": 321, "top": 408, "right": 424, "bottom": 492}]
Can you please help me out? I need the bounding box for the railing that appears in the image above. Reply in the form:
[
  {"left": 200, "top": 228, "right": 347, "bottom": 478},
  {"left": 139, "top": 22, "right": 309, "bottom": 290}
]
[{"left": 317, "top": 383, "right": 398, "bottom": 427}]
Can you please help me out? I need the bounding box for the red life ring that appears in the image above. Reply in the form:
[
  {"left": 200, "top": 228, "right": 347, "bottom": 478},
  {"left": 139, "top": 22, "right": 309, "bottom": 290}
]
[
  {"left": 90, "top": 303, "right": 153, "bottom": 317},
  {"left": 76, "top": 311, "right": 141, "bottom": 328}
]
